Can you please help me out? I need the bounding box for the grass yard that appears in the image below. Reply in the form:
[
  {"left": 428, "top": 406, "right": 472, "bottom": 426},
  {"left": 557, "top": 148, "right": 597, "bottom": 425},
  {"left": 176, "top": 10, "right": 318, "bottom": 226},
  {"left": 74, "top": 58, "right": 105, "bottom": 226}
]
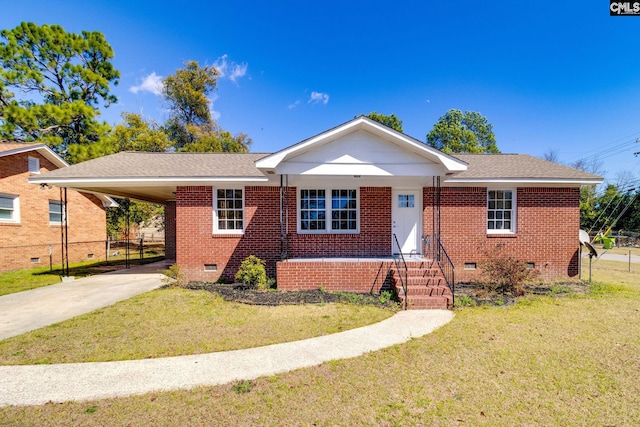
[
  {"left": 1, "top": 260, "right": 639, "bottom": 425},
  {"left": 0, "top": 256, "right": 164, "bottom": 296},
  {"left": 0, "top": 288, "right": 395, "bottom": 365}
]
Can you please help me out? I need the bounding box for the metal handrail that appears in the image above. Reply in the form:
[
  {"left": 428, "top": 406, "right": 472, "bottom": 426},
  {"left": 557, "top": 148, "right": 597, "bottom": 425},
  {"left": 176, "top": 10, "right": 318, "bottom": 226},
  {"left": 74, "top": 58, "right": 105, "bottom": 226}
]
[
  {"left": 392, "top": 233, "right": 408, "bottom": 310},
  {"left": 433, "top": 236, "right": 455, "bottom": 306}
]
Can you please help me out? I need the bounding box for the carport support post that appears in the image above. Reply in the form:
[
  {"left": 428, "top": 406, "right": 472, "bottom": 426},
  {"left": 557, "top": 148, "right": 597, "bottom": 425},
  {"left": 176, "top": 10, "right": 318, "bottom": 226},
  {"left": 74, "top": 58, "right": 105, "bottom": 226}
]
[
  {"left": 59, "top": 187, "right": 69, "bottom": 277},
  {"left": 124, "top": 198, "right": 130, "bottom": 269}
]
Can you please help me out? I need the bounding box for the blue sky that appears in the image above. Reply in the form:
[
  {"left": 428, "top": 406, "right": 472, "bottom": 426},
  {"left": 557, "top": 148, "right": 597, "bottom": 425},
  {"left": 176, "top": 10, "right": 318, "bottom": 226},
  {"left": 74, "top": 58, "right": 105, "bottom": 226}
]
[{"left": 2, "top": 1, "right": 640, "bottom": 184}]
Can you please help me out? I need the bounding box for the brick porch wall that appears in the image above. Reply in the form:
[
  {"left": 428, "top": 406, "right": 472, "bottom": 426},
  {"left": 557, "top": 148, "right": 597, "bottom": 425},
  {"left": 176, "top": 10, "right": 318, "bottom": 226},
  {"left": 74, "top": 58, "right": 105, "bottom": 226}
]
[
  {"left": 276, "top": 259, "right": 395, "bottom": 293},
  {"left": 424, "top": 187, "right": 581, "bottom": 282}
]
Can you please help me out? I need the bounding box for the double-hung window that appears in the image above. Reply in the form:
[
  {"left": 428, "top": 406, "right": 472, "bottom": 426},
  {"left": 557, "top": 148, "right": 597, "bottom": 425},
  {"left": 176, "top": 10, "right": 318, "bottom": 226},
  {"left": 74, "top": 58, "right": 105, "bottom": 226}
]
[
  {"left": 49, "top": 200, "right": 65, "bottom": 225},
  {"left": 299, "top": 188, "right": 358, "bottom": 233},
  {"left": 213, "top": 188, "right": 244, "bottom": 233},
  {"left": 487, "top": 189, "right": 516, "bottom": 233},
  {"left": 0, "top": 194, "right": 20, "bottom": 223}
]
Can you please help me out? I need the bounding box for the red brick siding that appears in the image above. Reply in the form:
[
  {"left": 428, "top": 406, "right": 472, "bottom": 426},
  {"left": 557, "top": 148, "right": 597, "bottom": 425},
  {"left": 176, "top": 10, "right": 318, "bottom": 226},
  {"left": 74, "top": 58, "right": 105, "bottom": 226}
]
[
  {"left": 287, "top": 187, "right": 391, "bottom": 257},
  {"left": 0, "top": 150, "right": 107, "bottom": 272},
  {"left": 424, "top": 187, "right": 580, "bottom": 282},
  {"left": 175, "top": 186, "right": 282, "bottom": 282},
  {"left": 175, "top": 184, "right": 581, "bottom": 285},
  {"left": 175, "top": 186, "right": 393, "bottom": 282}
]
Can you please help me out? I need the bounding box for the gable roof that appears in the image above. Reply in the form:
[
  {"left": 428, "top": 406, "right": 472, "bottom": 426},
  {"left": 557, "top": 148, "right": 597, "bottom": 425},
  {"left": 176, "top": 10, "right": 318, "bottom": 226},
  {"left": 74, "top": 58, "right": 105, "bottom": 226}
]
[
  {"left": 0, "top": 142, "right": 68, "bottom": 169},
  {"left": 256, "top": 116, "right": 468, "bottom": 173},
  {"left": 446, "top": 154, "right": 602, "bottom": 185},
  {"left": 1, "top": 142, "right": 117, "bottom": 207}
]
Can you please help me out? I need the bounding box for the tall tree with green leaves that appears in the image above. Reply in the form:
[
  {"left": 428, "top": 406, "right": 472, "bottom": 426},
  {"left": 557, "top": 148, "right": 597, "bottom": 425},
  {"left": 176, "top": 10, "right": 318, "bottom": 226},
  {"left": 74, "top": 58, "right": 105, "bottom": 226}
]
[
  {"left": 362, "top": 112, "right": 403, "bottom": 132},
  {"left": 163, "top": 60, "right": 218, "bottom": 149},
  {"left": 426, "top": 109, "right": 499, "bottom": 154},
  {"left": 178, "top": 124, "right": 251, "bottom": 153},
  {"left": 0, "top": 22, "right": 119, "bottom": 159},
  {"left": 162, "top": 60, "right": 250, "bottom": 153},
  {"left": 68, "top": 112, "right": 171, "bottom": 163}
]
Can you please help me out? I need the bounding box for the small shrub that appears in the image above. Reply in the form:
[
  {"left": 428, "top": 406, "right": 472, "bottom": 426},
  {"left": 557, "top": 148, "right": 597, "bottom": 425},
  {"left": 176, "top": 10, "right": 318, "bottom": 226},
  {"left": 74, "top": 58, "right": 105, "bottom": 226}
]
[
  {"left": 479, "top": 247, "right": 540, "bottom": 294},
  {"left": 162, "top": 264, "right": 187, "bottom": 288},
  {"left": 235, "top": 255, "right": 268, "bottom": 290},
  {"left": 454, "top": 295, "right": 477, "bottom": 307},
  {"left": 378, "top": 290, "right": 394, "bottom": 304}
]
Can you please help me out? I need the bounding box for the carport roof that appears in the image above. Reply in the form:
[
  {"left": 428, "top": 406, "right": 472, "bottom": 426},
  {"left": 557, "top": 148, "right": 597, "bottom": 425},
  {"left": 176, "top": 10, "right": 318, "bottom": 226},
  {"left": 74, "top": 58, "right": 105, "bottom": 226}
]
[{"left": 29, "top": 151, "right": 271, "bottom": 203}]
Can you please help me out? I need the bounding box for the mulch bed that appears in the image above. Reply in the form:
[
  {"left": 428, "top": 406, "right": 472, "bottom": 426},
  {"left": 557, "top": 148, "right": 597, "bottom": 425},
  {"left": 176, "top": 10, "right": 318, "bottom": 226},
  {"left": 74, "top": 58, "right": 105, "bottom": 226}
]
[
  {"left": 454, "top": 281, "right": 591, "bottom": 306},
  {"left": 182, "top": 281, "right": 591, "bottom": 308},
  {"left": 186, "top": 282, "right": 395, "bottom": 307}
]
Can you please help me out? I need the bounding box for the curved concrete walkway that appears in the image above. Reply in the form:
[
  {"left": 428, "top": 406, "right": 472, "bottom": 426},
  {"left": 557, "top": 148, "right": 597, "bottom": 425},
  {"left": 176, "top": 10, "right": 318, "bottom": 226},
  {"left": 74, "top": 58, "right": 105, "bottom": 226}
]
[{"left": 0, "top": 309, "right": 453, "bottom": 407}]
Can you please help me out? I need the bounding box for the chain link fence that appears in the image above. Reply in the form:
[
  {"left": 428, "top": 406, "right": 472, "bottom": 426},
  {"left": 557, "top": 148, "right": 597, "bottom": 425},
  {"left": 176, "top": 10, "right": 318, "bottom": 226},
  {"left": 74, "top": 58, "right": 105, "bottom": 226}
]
[{"left": 0, "top": 238, "right": 165, "bottom": 273}]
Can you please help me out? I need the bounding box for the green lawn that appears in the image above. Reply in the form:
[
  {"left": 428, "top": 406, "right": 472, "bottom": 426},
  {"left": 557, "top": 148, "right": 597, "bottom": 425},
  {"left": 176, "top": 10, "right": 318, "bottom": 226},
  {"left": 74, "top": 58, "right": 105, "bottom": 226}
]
[
  {"left": 1, "top": 259, "right": 639, "bottom": 425},
  {"left": 0, "top": 288, "right": 395, "bottom": 365}
]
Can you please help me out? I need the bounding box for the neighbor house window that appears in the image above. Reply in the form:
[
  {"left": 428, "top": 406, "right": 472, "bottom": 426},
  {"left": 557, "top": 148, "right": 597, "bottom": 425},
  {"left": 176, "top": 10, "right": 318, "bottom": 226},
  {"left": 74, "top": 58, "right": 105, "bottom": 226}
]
[
  {"left": 0, "top": 194, "right": 20, "bottom": 223},
  {"left": 213, "top": 188, "right": 244, "bottom": 233},
  {"left": 299, "top": 188, "right": 358, "bottom": 233},
  {"left": 28, "top": 156, "right": 40, "bottom": 174},
  {"left": 487, "top": 190, "right": 515, "bottom": 233},
  {"left": 49, "top": 200, "right": 65, "bottom": 224}
]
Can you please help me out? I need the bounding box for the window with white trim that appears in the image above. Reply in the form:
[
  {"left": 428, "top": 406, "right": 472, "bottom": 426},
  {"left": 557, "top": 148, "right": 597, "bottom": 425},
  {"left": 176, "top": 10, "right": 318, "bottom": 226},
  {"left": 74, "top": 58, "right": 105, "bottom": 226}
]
[
  {"left": 299, "top": 188, "right": 358, "bottom": 233},
  {"left": 0, "top": 194, "right": 20, "bottom": 223},
  {"left": 487, "top": 189, "right": 515, "bottom": 233},
  {"left": 213, "top": 188, "right": 244, "bottom": 233},
  {"left": 49, "top": 200, "right": 65, "bottom": 225},
  {"left": 28, "top": 156, "right": 40, "bottom": 174}
]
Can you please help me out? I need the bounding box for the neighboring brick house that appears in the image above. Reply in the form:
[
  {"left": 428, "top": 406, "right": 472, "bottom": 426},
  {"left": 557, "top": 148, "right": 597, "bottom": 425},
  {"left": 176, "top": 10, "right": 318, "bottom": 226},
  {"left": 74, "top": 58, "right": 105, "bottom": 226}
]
[
  {"left": 30, "top": 117, "right": 602, "bottom": 308},
  {"left": 0, "top": 143, "right": 114, "bottom": 272}
]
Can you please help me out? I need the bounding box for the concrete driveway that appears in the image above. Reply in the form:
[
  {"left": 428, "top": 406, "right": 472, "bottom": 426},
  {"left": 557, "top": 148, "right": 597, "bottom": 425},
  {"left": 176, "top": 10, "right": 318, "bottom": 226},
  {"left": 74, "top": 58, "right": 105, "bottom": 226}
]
[{"left": 0, "top": 261, "right": 169, "bottom": 341}]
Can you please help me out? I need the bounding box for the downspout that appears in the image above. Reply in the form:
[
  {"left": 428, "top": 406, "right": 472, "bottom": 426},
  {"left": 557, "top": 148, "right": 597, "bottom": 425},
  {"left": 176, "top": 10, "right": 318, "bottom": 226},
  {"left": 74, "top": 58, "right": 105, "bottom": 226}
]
[
  {"left": 280, "top": 175, "right": 284, "bottom": 259},
  {"left": 285, "top": 174, "right": 289, "bottom": 258}
]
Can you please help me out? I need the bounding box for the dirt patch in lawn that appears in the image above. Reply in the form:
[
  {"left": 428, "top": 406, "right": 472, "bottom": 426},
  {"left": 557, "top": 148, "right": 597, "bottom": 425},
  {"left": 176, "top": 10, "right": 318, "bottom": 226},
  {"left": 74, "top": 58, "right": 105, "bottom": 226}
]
[
  {"left": 186, "top": 282, "right": 398, "bottom": 308},
  {"left": 455, "top": 281, "right": 591, "bottom": 306}
]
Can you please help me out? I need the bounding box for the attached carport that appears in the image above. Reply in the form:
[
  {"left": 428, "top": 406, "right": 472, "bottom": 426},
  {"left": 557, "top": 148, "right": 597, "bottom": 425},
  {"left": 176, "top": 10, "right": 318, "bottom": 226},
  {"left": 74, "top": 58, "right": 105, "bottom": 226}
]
[{"left": 28, "top": 151, "right": 270, "bottom": 261}]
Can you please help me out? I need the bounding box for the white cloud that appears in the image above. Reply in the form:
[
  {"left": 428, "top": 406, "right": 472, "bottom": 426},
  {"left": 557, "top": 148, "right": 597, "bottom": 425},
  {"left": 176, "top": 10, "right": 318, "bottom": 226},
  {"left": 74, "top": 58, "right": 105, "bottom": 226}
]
[
  {"left": 214, "top": 54, "right": 248, "bottom": 83},
  {"left": 288, "top": 100, "right": 301, "bottom": 110},
  {"left": 309, "top": 91, "right": 329, "bottom": 105},
  {"left": 129, "top": 72, "right": 164, "bottom": 95}
]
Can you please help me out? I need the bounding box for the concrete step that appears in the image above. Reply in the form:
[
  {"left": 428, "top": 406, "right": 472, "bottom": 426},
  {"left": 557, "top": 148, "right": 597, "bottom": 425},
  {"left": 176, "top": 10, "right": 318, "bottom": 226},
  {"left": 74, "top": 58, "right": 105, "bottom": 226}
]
[
  {"left": 395, "top": 284, "right": 451, "bottom": 296},
  {"left": 398, "top": 294, "right": 452, "bottom": 310}
]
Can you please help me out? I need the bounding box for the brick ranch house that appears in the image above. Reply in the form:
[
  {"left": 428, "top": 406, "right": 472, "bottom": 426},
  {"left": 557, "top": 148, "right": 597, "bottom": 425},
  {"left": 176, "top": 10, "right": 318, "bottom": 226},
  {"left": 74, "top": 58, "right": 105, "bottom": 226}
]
[
  {"left": 29, "top": 117, "right": 602, "bottom": 308},
  {"left": 1, "top": 143, "right": 116, "bottom": 272}
]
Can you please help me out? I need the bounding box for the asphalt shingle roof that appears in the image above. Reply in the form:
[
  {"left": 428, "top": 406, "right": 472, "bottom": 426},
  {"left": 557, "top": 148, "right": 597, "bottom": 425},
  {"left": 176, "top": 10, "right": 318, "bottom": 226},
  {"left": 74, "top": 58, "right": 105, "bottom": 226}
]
[
  {"left": 38, "top": 151, "right": 271, "bottom": 179},
  {"left": 35, "top": 151, "right": 601, "bottom": 182},
  {"left": 450, "top": 154, "right": 601, "bottom": 181}
]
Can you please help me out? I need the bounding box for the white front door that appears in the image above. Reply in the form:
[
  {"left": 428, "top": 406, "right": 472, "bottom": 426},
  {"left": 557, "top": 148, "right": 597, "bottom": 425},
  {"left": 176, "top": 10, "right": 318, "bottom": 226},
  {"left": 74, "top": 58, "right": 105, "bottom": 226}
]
[{"left": 392, "top": 189, "right": 422, "bottom": 255}]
